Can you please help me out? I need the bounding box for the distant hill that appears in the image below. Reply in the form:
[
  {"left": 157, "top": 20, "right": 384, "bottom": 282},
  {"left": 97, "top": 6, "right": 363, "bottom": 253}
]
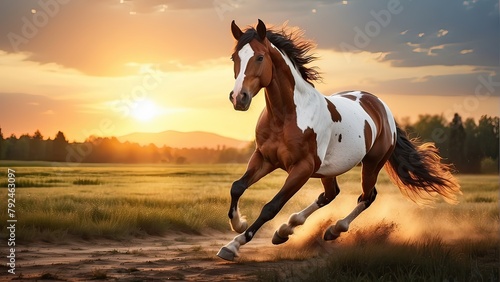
[{"left": 117, "top": 130, "right": 250, "bottom": 149}]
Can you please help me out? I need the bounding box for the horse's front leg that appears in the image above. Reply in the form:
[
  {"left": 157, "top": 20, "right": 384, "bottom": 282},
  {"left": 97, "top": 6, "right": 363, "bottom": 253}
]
[
  {"left": 218, "top": 160, "right": 314, "bottom": 261},
  {"left": 228, "top": 150, "right": 275, "bottom": 233}
]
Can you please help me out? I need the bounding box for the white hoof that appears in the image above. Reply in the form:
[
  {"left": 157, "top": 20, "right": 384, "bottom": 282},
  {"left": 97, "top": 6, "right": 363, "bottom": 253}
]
[
  {"left": 217, "top": 247, "right": 236, "bottom": 261},
  {"left": 334, "top": 219, "right": 349, "bottom": 233},
  {"left": 324, "top": 220, "right": 349, "bottom": 241}
]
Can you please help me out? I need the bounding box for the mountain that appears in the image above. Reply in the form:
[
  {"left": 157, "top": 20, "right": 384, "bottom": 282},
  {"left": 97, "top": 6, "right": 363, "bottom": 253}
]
[{"left": 117, "top": 130, "right": 250, "bottom": 149}]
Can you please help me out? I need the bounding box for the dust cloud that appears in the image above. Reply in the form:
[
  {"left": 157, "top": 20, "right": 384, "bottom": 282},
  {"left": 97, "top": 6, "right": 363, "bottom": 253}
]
[{"left": 264, "top": 192, "right": 498, "bottom": 260}]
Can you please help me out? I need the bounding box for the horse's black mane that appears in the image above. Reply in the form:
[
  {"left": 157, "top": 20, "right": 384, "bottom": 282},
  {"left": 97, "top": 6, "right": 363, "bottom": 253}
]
[{"left": 235, "top": 26, "right": 321, "bottom": 86}]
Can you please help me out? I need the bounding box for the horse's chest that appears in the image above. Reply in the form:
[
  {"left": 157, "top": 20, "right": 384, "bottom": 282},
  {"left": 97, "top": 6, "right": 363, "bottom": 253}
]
[{"left": 256, "top": 123, "right": 308, "bottom": 170}]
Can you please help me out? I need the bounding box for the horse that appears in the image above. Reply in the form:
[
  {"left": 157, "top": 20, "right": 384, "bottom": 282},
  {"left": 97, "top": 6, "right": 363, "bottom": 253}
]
[{"left": 217, "top": 19, "right": 461, "bottom": 261}]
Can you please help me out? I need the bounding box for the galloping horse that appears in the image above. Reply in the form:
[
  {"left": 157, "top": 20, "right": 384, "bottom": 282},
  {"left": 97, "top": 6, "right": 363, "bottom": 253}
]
[{"left": 217, "top": 19, "right": 461, "bottom": 261}]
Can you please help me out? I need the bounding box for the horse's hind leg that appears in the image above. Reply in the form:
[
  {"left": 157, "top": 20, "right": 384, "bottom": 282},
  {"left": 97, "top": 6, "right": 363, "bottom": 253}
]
[
  {"left": 272, "top": 177, "right": 340, "bottom": 244},
  {"left": 323, "top": 169, "right": 378, "bottom": 240},
  {"left": 324, "top": 142, "right": 393, "bottom": 241}
]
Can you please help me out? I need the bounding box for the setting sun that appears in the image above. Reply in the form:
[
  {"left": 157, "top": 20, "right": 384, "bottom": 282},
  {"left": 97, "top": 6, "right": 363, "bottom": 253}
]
[{"left": 131, "top": 99, "right": 158, "bottom": 121}]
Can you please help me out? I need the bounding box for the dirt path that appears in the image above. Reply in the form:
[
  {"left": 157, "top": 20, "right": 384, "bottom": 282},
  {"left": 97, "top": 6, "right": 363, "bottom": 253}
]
[{"left": 1, "top": 230, "right": 329, "bottom": 281}]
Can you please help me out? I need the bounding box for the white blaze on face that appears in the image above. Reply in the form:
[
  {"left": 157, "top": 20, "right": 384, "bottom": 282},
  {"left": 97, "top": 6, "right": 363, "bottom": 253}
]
[{"left": 232, "top": 43, "right": 255, "bottom": 105}]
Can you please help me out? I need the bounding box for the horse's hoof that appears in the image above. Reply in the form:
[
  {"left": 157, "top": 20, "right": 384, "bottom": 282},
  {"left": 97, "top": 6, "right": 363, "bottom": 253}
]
[
  {"left": 217, "top": 247, "right": 236, "bottom": 261},
  {"left": 272, "top": 231, "right": 289, "bottom": 245},
  {"left": 323, "top": 226, "right": 340, "bottom": 241}
]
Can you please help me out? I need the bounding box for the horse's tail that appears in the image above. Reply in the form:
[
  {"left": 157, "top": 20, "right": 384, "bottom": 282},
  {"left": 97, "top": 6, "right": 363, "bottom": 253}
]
[{"left": 384, "top": 125, "right": 462, "bottom": 205}]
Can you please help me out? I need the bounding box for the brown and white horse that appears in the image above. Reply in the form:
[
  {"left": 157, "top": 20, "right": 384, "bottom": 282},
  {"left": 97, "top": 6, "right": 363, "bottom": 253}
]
[{"left": 217, "top": 19, "right": 461, "bottom": 261}]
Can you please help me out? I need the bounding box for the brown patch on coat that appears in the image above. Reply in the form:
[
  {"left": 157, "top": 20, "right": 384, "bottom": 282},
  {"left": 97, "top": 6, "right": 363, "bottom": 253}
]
[
  {"left": 341, "top": 94, "right": 357, "bottom": 101},
  {"left": 324, "top": 98, "right": 342, "bottom": 122},
  {"left": 305, "top": 128, "right": 323, "bottom": 172},
  {"left": 364, "top": 120, "right": 373, "bottom": 153},
  {"left": 358, "top": 92, "right": 383, "bottom": 124}
]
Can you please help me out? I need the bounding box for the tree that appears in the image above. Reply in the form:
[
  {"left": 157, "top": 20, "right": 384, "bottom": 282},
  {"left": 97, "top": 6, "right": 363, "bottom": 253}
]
[
  {"left": 176, "top": 156, "right": 187, "bottom": 164},
  {"left": 4, "top": 134, "right": 17, "bottom": 160},
  {"left": 30, "top": 130, "right": 45, "bottom": 160},
  {"left": 0, "top": 127, "right": 3, "bottom": 160},
  {"left": 476, "top": 116, "right": 499, "bottom": 173},
  {"left": 477, "top": 116, "right": 499, "bottom": 160},
  {"left": 449, "top": 113, "right": 466, "bottom": 171},
  {"left": 412, "top": 114, "right": 448, "bottom": 144},
  {"left": 18, "top": 134, "right": 31, "bottom": 160},
  {"left": 52, "top": 131, "right": 68, "bottom": 162},
  {"left": 217, "top": 147, "right": 240, "bottom": 163},
  {"left": 463, "top": 118, "right": 482, "bottom": 173}
]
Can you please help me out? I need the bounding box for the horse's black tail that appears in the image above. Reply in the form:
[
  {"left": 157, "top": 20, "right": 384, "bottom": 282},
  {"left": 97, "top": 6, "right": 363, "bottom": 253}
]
[{"left": 384, "top": 125, "right": 462, "bottom": 204}]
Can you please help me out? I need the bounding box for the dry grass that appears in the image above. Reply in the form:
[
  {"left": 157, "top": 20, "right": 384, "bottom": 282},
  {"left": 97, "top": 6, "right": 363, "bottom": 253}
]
[
  {"left": 1, "top": 163, "right": 316, "bottom": 242},
  {"left": 0, "top": 163, "right": 497, "bottom": 241},
  {"left": 0, "top": 162, "right": 498, "bottom": 280}
]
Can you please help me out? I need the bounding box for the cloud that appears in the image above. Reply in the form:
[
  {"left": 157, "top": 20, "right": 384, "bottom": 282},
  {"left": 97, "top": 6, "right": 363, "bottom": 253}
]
[
  {"left": 0, "top": 0, "right": 234, "bottom": 76},
  {"left": 42, "top": 109, "right": 55, "bottom": 115},
  {"left": 276, "top": 0, "right": 498, "bottom": 68},
  {"left": 436, "top": 29, "right": 448, "bottom": 37},
  {"left": 375, "top": 71, "right": 500, "bottom": 97},
  {"left": 0, "top": 0, "right": 497, "bottom": 77},
  {"left": 118, "top": 0, "right": 214, "bottom": 14}
]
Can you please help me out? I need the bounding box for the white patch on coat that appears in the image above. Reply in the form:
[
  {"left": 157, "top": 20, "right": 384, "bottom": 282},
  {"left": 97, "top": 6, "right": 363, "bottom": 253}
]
[
  {"left": 318, "top": 93, "right": 378, "bottom": 175},
  {"left": 223, "top": 233, "right": 247, "bottom": 256},
  {"left": 290, "top": 200, "right": 320, "bottom": 226},
  {"left": 271, "top": 48, "right": 386, "bottom": 176},
  {"left": 232, "top": 43, "right": 254, "bottom": 105},
  {"left": 271, "top": 44, "right": 335, "bottom": 167},
  {"left": 277, "top": 200, "right": 321, "bottom": 238},
  {"left": 230, "top": 208, "right": 247, "bottom": 232}
]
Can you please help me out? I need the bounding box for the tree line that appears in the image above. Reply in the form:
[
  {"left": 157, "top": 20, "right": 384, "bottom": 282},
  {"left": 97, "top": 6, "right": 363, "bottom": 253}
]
[
  {"left": 0, "top": 113, "right": 498, "bottom": 173},
  {"left": 0, "top": 130, "right": 254, "bottom": 165},
  {"left": 400, "top": 114, "right": 498, "bottom": 174}
]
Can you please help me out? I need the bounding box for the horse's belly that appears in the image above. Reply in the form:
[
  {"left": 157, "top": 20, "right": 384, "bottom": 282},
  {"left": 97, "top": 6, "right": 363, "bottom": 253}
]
[{"left": 315, "top": 132, "right": 366, "bottom": 176}]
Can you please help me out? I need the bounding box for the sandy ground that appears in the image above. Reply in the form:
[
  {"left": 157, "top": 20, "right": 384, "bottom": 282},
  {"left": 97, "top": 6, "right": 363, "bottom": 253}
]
[{"left": 0, "top": 230, "right": 331, "bottom": 281}]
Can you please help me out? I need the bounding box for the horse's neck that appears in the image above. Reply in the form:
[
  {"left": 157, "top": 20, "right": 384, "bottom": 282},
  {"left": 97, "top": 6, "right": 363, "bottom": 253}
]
[
  {"left": 264, "top": 47, "right": 322, "bottom": 125},
  {"left": 263, "top": 73, "right": 294, "bottom": 123}
]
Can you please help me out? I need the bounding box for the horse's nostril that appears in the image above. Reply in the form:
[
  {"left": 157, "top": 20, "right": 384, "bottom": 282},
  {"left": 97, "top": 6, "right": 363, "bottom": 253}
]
[
  {"left": 229, "top": 91, "right": 234, "bottom": 101},
  {"left": 241, "top": 92, "right": 249, "bottom": 102}
]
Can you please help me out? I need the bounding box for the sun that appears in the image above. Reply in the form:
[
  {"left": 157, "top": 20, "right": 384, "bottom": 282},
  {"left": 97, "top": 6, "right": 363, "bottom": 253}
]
[{"left": 131, "top": 99, "right": 158, "bottom": 121}]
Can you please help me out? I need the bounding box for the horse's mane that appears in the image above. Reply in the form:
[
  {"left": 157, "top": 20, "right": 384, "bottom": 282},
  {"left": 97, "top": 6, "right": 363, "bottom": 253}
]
[{"left": 235, "top": 25, "right": 322, "bottom": 86}]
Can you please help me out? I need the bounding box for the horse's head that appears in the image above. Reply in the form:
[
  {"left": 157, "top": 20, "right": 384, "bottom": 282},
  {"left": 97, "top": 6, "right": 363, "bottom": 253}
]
[{"left": 229, "top": 19, "right": 273, "bottom": 111}]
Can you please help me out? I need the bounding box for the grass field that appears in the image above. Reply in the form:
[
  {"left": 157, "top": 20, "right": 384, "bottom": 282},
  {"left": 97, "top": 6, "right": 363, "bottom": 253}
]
[{"left": 0, "top": 161, "right": 498, "bottom": 280}]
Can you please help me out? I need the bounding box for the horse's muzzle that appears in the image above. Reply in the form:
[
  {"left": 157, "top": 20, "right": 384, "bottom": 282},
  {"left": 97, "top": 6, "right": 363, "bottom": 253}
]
[{"left": 230, "top": 90, "right": 251, "bottom": 111}]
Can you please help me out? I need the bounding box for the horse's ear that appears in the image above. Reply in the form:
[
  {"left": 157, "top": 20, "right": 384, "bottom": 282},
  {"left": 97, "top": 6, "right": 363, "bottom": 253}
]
[
  {"left": 256, "top": 19, "right": 267, "bottom": 41},
  {"left": 231, "top": 20, "right": 243, "bottom": 40}
]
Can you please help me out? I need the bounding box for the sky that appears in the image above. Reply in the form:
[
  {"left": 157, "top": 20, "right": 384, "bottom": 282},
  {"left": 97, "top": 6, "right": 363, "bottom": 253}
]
[{"left": 0, "top": 0, "right": 499, "bottom": 142}]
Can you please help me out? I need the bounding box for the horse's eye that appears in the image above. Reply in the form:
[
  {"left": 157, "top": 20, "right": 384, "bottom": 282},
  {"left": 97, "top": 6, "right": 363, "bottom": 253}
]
[{"left": 257, "top": 55, "right": 264, "bottom": 62}]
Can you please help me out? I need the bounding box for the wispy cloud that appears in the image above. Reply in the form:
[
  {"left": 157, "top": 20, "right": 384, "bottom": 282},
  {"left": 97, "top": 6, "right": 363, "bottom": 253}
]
[{"left": 437, "top": 29, "right": 448, "bottom": 37}]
